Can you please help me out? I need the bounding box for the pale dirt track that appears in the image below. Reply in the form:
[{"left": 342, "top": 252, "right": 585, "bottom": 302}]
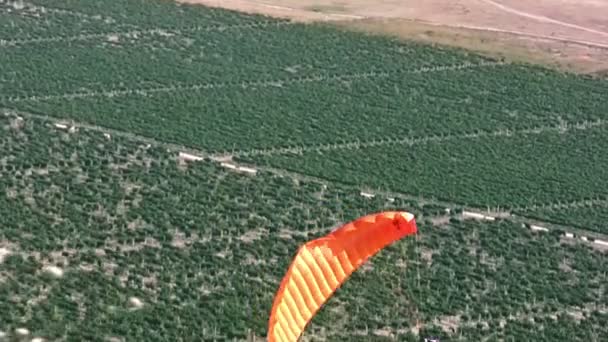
[{"left": 178, "top": 0, "right": 608, "bottom": 74}]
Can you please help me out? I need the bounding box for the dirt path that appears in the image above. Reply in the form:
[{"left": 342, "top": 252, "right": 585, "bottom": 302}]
[
  {"left": 478, "top": 0, "right": 608, "bottom": 38},
  {"left": 177, "top": 0, "right": 608, "bottom": 75}
]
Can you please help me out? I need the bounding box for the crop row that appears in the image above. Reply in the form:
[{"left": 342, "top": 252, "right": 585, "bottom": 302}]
[
  {"left": 0, "top": 22, "right": 491, "bottom": 98},
  {"left": 5, "top": 64, "right": 607, "bottom": 155},
  {"left": 1, "top": 113, "right": 606, "bottom": 340},
  {"left": 244, "top": 124, "right": 608, "bottom": 209},
  {"left": 3, "top": 2, "right": 606, "bottom": 157},
  {"left": 517, "top": 204, "right": 608, "bottom": 235}
]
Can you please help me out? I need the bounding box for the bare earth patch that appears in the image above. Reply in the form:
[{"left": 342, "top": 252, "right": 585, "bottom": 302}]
[{"left": 178, "top": 0, "right": 608, "bottom": 74}]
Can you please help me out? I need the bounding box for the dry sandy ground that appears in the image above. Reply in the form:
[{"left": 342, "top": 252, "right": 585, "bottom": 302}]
[{"left": 178, "top": 0, "right": 608, "bottom": 75}]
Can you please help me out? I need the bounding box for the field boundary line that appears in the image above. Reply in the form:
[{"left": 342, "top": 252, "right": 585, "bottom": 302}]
[
  {"left": 7, "top": 109, "right": 608, "bottom": 242},
  {"left": 214, "top": 118, "right": 607, "bottom": 157},
  {"left": 2, "top": 108, "right": 213, "bottom": 157},
  {"left": 510, "top": 215, "right": 608, "bottom": 246},
  {"left": 228, "top": 163, "right": 608, "bottom": 242},
  {"left": 514, "top": 197, "right": 608, "bottom": 212},
  {"left": 0, "top": 20, "right": 292, "bottom": 47},
  {"left": 3, "top": 61, "right": 504, "bottom": 103}
]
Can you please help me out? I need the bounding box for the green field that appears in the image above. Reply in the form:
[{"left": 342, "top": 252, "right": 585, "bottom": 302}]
[
  {"left": 2, "top": 0, "right": 608, "bottom": 340},
  {"left": 3, "top": 1, "right": 606, "bottom": 155},
  {"left": 2, "top": 113, "right": 607, "bottom": 341},
  {"left": 243, "top": 122, "right": 608, "bottom": 208}
]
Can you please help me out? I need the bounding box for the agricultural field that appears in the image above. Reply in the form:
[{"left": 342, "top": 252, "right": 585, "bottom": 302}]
[
  {"left": 2, "top": 0, "right": 608, "bottom": 341},
  {"left": 2, "top": 1, "right": 606, "bottom": 155},
  {"left": 243, "top": 122, "right": 608, "bottom": 209},
  {"left": 1, "top": 112, "right": 607, "bottom": 341}
]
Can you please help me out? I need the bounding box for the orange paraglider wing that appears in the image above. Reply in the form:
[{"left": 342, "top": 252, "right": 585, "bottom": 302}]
[{"left": 267, "top": 211, "right": 417, "bottom": 342}]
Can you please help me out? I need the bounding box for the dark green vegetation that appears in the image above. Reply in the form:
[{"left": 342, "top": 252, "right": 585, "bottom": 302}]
[
  {"left": 518, "top": 204, "right": 608, "bottom": 235},
  {"left": 0, "top": 0, "right": 269, "bottom": 38},
  {"left": 2, "top": 0, "right": 608, "bottom": 340},
  {"left": 1, "top": 113, "right": 606, "bottom": 341},
  {"left": 2, "top": 0, "right": 607, "bottom": 210},
  {"left": 244, "top": 123, "right": 608, "bottom": 208},
  {"left": 0, "top": 112, "right": 414, "bottom": 340}
]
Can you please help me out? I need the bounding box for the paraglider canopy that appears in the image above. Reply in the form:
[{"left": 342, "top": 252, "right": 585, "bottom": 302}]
[{"left": 267, "top": 211, "right": 417, "bottom": 342}]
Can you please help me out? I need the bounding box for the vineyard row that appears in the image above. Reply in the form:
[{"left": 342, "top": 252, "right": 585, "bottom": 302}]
[
  {"left": 2, "top": 61, "right": 504, "bottom": 103},
  {"left": 219, "top": 118, "right": 607, "bottom": 157}
]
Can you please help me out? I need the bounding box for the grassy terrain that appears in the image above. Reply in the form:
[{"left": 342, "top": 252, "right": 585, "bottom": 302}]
[
  {"left": 2, "top": 0, "right": 608, "bottom": 340},
  {"left": 1, "top": 112, "right": 606, "bottom": 341}
]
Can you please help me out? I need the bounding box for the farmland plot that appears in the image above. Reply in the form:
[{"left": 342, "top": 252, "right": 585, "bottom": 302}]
[
  {"left": 2, "top": 0, "right": 605, "bottom": 155},
  {"left": 1, "top": 8, "right": 488, "bottom": 99},
  {"left": 4, "top": 61, "right": 607, "bottom": 153},
  {"left": 1, "top": 112, "right": 606, "bottom": 341},
  {"left": 0, "top": 112, "right": 417, "bottom": 340},
  {"left": 244, "top": 123, "right": 608, "bottom": 209}
]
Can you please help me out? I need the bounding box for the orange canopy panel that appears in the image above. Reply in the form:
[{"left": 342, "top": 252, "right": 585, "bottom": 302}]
[{"left": 267, "top": 211, "right": 417, "bottom": 342}]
